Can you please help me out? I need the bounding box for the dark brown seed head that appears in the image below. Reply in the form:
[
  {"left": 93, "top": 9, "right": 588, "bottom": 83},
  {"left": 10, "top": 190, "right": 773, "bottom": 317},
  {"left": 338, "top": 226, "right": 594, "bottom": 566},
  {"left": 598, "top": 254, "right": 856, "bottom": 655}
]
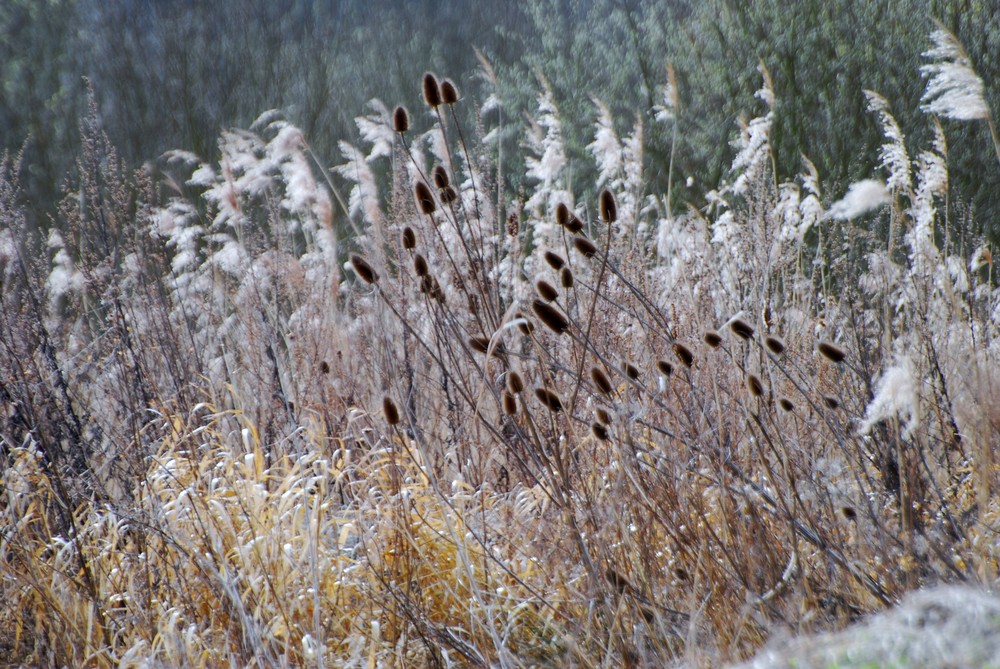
[
  {"left": 703, "top": 330, "right": 722, "bottom": 348},
  {"left": 595, "top": 408, "right": 612, "bottom": 424},
  {"left": 414, "top": 181, "right": 436, "bottom": 215},
  {"left": 560, "top": 267, "right": 574, "bottom": 288},
  {"left": 556, "top": 202, "right": 571, "bottom": 229},
  {"left": 507, "top": 371, "right": 524, "bottom": 394},
  {"left": 778, "top": 397, "right": 794, "bottom": 412},
  {"left": 532, "top": 299, "right": 569, "bottom": 334},
  {"left": 765, "top": 336, "right": 786, "bottom": 355},
  {"left": 440, "top": 185, "right": 458, "bottom": 204},
  {"left": 502, "top": 391, "right": 517, "bottom": 415},
  {"left": 566, "top": 215, "right": 584, "bottom": 234},
  {"left": 536, "top": 280, "right": 559, "bottom": 302},
  {"left": 573, "top": 236, "right": 598, "bottom": 258},
  {"left": 469, "top": 336, "right": 490, "bottom": 354},
  {"left": 818, "top": 341, "right": 847, "bottom": 363},
  {"left": 823, "top": 395, "right": 841, "bottom": 410},
  {"left": 535, "top": 387, "right": 564, "bottom": 412},
  {"left": 401, "top": 226, "right": 416, "bottom": 250},
  {"left": 730, "top": 318, "right": 755, "bottom": 340},
  {"left": 657, "top": 360, "right": 674, "bottom": 377},
  {"left": 592, "top": 422, "right": 610, "bottom": 441},
  {"left": 599, "top": 189, "right": 618, "bottom": 224},
  {"left": 319, "top": 361, "right": 330, "bottom": 374},
  {"left": 515, "top": 311, "right": 534, "bottom": 336},
  {"left": 428, "top": 276, "right": 445, "bottom": 303},
  {"left": 591, "top": 367, "right": 614, "bottom": 396},
  {"left": 674, "top": 567, "right": 689, "bottom": 581},
  {"left": 392, "top": 105, "right": 410, "bottom": 133},
  {"left": 382, "top": 397, "right": 400, "bottom": 425},
  {"left": 413, "top": 254, "right": 429, "bottom": 277},
  {"left": 623, "top": 362, "right": 640, "bottom": 381},
  {"left": 841, "top": 506, "right": 857, "bottom": 521},
  {"left": 673, "top": 342, "right": 694, "bottom": 367},
  {"left": 507, "top": 212, "right": 520, "bottom": 237},
  {"left": 432, "top": 165, "right": 450, "bottom": 189},
  {"left": 440, "top": 79, "right": 459, "bottom": 105},
  {"left": 544, "top": 250, "right": 565, "bottom": 270},
  {"left": 350, "top": 255, "right": 378, "bottom": 284},
  {"left": 746, "top": 374, "right": 764, "bottom": 398},
  {"left": 422, "top": 72, "right": 442, "bottom": 108}
]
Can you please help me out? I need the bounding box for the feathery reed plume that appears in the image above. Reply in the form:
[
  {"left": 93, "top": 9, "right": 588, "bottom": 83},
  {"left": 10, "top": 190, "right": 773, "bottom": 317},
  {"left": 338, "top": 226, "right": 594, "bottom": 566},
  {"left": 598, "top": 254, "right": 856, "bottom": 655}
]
[
  {"left": 596, "top": 408, "right": 612, "bottom": 424},
  {"left": 823, "top": 395, "right": 841, "bottom": 410},
  {"left": 544, "top": 250, "right": 565, "bottom": 270},
  {"left": 536, "top": 280, "right": 559, "bottom": 302},
  {"left": 657, "top": 360, "right": 674, "bottom": 377},
  {"left": 414, "top": 181, "right": 436, "bottom": 215},
  {"left": 818, "top": 341, "right": 847, "bottom": 363},
  {"left": 413, "top": 254, "right": 429, "bottom": 277},
  {"left": 765, "top": 336, "right": 786, "bottom": 355},
  {"left": 422, "top": 72, "right": 442, "bottom": 108},
  {"left": 401, "top": 227, "right": 416, "bottom": 250},
  {"left": 593, "top": 422, "right": 610, "bottom": 441},
  {"left": 778, "top": 397, "right": 794, "bottom": 412},
  {"left": 440, "top": 79, "right": 459, "bottom": 105},
  {"left": 393, "top": 105, "right": 410, "bottom": 133},
  {"left": 673, "top": 343, "right": 694, "bottom": 367},
  {"left": 599, "top": 189, "right": 618, "bottom": 223},
  {"left": 532, "top": 299, "right": 569, "bottom": 334},
  {"left": 560, "top": 267, "right": 574, "bottom": 288},
  {"left": 591, "top": 367, "right": 614, "bottom": 396},
  {"left": 432, "top": 165, "right": 450, "bottom": 189},
  {"left": 623, "top": 362, "right": 640, "bottom": 381},
  {"left": 383, "top": 397, "right": 400, "bottom": 425},
  {"left": 502, "top": 391, "right": 517, "bottom": 415},
  {"left": 730, "top": 318, "right": 755, "bottom": 340},
  {"left": 350, "top": 255, "right": 379, "bottom": 284},
  {"left": 507, "top": 371, "right": 524, "bottom": 394},
  {"left": 535, "top": 388, "right": 564, "bottom": 412},
  {"left": 440, "top": 185, "right": 458, "bottom": 204},
  {"left": 746, "top": 374, "right": 764, "bottom": 398},
  {"left": 704, "top": 330, "right": 722, "bottom": 348},
  {"left": 574, "top": 236, "right": 598, "bottom": 258}
]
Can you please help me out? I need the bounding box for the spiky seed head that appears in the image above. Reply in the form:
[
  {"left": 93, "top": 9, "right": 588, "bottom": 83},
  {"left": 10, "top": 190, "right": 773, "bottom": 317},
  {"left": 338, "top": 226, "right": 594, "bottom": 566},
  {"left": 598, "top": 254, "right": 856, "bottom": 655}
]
[
  {"left": 566, "top": 215, "right": 585, "bottom": 233},
  {"left": 401, "top": 226, "right": 416, "bottom": 249},
  {"left": 674, "top": 567, "right": 689, "bottom": 581},
  {"left": 730, "top": 318, "right": 755, "bottom": 340},
  {"left": 778, "top": 397, "right": 794, "bottom": 412},
  {"left": 592, "top": 422, "right": 610, "bottom": 441},
  {"left": 414, "top": 181, "right": 436, "bottom": 215},
  {"left": 556, "top": 202, "right": 571, "bottom": 229},
  {"left": 350, "top": 255, "right": 378, "bottom": 284},
  {"left": 704, "top": 330, "right": 722, "bottom": 348},
  {"left": 599, "top": 189, "right": 618, "bottom": 223},
  {"left": 383, "top": 397, "right": 400, "bottom": 425},
  {"left": 673, "top": 342, "right": 694, "bottom": 367},
  {"left": 623, "top": 362, "right": 640, "bottom": 380},
  {"left": 573, "top": 236, "right": 598, "bottom": 258},
  {"left": 536, "top": 280, "right": 559, "bottom": 302},
  {"left": 591, "top": 367, "right": 614, "bottom": 396},
  {"left": 428, "top": 276, "right": 445, "bottom": 303},
  {"left": 818, "top": 341, "right": 847, "bottom": 363},
  {"left": 414, "top": 254, "right": 429, "bottom": 276},
  {"left": 432, "top": 165, "right": 450, "bottom": 189},
  {"left": 823, "top": 395, "right": 841, "bottom": 409},
  {"left": 440, "top": 185, "right": 458, "bottom": 204},
  {"left": 535, "top": 387, "right": 564, "bottom": 412},
  {"left": 515, "top": 311, "right": 534, "bottom": 336},
  {"left": 440, "top": 79, "right": 459, "bottom": 104},
  {"left": 596, "top": 408, "right": 612, "bottom": 424},
  {"left": 319, "top": 361, "right": 330, "bottom": 374},
  {"left": 544, "top": 250, "right": 565, "bottom": 270},
  {"left": 502, "top": 391, "right": 517, "bottom": 415},
  {"left": 657, "top": 360, "right": 674, "bottom": 377},
  {"left": 746, "top": 374, "right": 764, "bottom": 398},
  {"left": 469, "top": 336, "right": 490, "bottom": 354},
  {"left": 507, "top": 371, "right": 524, "bottom": 394},
  {"left": 560, "top": 267, "right": 574, "bottom": 288},
  {"left": 422, "top": 72, "right": 442, "bottom": 107},
  {"left": 393, "top": 105, "right": 410, "bottom": 133},
  {"left": 765, "top": 336, "right": 786, "bottom": 355},
  {"left": 532, "top": 299, "right": 569, "bottom": 334},
  {"left": 841, "top": 506, "right": 857, "bottom": 521}
]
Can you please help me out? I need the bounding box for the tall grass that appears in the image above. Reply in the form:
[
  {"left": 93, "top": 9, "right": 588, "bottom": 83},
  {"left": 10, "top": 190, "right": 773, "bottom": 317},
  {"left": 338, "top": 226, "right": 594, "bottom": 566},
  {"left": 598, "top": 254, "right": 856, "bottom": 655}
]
[{"left": 1, "top": 33, "right": 998, "bottom": 668}]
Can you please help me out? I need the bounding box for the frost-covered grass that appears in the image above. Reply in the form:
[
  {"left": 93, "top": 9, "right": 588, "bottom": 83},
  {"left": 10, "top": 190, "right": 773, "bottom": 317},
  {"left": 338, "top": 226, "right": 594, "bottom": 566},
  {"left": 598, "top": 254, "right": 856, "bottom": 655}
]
[{"left": 1, "top": 29, "right": 999, "bottom": 668}]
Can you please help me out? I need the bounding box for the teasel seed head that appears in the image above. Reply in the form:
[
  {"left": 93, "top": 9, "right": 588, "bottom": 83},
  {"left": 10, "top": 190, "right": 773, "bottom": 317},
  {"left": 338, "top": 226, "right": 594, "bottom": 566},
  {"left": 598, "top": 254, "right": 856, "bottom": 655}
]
[
  {"left": 818, "top": 341, "right": 847, "bottom": 363},
  {"left": 592, "top": 422, "right": 610, "bottom": 441},
  {"left": 535, "top": 387, "right": 564, "bottom": 412},
  {"left": 703, "top": 330, "right": 722, "bottom": 348},
  {"left": 823, "top": 395, "right": 841, "bottom": 410},
  {"left": 536, "top": 280, "right": 559, "bottom": 302},
  {"left": 440, "top": 185, "right": 458, "bottom": 204},
  {"left": 502, "top": 391, "right": 517, "bottom": 415},
  {"left": 514, "top": 311, "right": 534, "bottom": 336},
  {"left": 746, "top": 373, "right": 764, "bottom": 398},
  {"left": 432, "top": 164, "right": 450, "bottom": 189},
  {"left": 469, "top": 336, "right": 490, "bottom": 354},
  {"left": 422, "top": 72, "right": 442, "bottom": 108},
  {"left": 532, "top": 299, "right": 569, "bottom": 334},
  {"left": 413, "top": 254, "right": 429, "bottom": 277},
  {"left": 673, "top": 342, "right": 694, "bottom": 367},
  {"left": 573, "top": 236, "right": 598, "bottom": 258},
  {"left": 657, "top": 360, "right": 674, "bottom": 377},
  {"left": 401, "top": 226, "right": 416, "bottom": 250},
  {"left": 506, "top": 371, "right": 524, "bottom": 394},
  {"left": 440, "top": 79, "right": 459, "bottom": 104},
  {"left": 730, "top": 318, "right": 755, "bottom": 340},
  {"left": 599, "top": 189, "right": 618, "bottom": 224},
  {"left": 556, "top": 202, "right": 571, "bottom": 228},
  {"left": 765, "top": 336, "right": 786, "bottom": 355},
  {"left": 319, "top": 361, "right": 330, "bottom": 374},
  {"left": 778, "top": 397, "right": 794, "bottom": 412},
  {"left": 595, "top": 408, "right": 612, "bottom": 424},
  {"left": 560, "top": 267, "right": 574, "bottom": 288},
  {"left": 392, "top": 105, "right": 410, "bottom": 133},
  {"left": 350, "top": 255, "right": 378, "bottom": 284},
  {"left": 591, "top": 367, "right": 614, "bottom": 396},
  {"left": 841, "top": 506, "right": 857, "bottom": 521},
  {"left": 414, "top": 181, "right": 436, "bottom": 215},
  {"left": 382, "top": 397, "right": 400, "bottom": 425},
  {"left": 566, "top": 214, "right": 584, "bottom": 233},
  {"left": 623, "top": 362, "right": 640, "bottom": 381},
  {"left": 544, "top": 250, "right": 565, "bottom": 270}
]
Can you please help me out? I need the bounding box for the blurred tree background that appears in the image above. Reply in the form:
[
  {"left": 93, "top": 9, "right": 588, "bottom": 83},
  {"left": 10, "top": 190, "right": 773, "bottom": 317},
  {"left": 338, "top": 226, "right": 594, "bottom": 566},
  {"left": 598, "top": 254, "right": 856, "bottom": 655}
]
[{"left": 2, "top": 0, "right": 998, "bottom": 236}]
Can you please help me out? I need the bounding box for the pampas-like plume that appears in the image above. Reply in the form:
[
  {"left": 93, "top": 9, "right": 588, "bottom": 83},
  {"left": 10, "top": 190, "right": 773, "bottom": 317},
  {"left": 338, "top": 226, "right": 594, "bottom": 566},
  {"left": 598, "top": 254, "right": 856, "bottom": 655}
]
[
  {"left": 704, "top": 331, "right": 722, "bottom": 348},
  {"left": 423, "top": 72, "right": 442, "bottom": 108},
  {"left": 383, "top": 397, "right": 400, "bottom": 425},
  {"left": 765, "top": 336, "right": 786, "bottom": 355},
  {"left": 599, "top": 189, "right": 618, "bottom": 223},
  {"left": 544, "top": 251, "right": 565, "bottom": 270},
  {"left": 414, "top": 181, "right": 436, "bottom": 215},
  {"left": 350, "top": 255, "right": 379, "bottom": 284},
  {"left": 432, "top": 165, "right": 450, "bottom": 189},
  {"left": 574, "top": 237, "right": 598, "bottom": 258},
  {"left": 591, "top": 367, "right": 614, "bottom": 396},
  {"left": 673, "top": 343, "right": 694, "bottom": 367},
  {"left": 535, "top": 387, "right": 564, "bottom": 412},
  {"left": 532, "top": 299, "right": 569, "bottom": 334},
  {"left": 393, "top": 105, "right": 410, "bottom": 133},
  {"left": 401, "top": 227, "right": 416, "bottom": 250},
  {"left": 818, "top": 341, "right": 847, "bottom": 363},
  {"left": 730, "top": 318, "right": 755, "bottom": 340},
  {"left": 536, "top": 280, "right": 559, "bottom": 302},
  {"left": 440, "top": 79, "right": 459, "bottom": 105},
  {"left": 746, "top": 374, "right": 764, "bottom": 398}
]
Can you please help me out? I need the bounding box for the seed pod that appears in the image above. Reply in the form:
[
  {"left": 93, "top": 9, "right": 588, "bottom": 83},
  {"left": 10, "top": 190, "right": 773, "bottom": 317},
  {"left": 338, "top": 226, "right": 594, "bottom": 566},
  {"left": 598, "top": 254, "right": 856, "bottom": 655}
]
[
  {"left": 818, "top": 341, "right": 847, "bottom": 363},
  {"left": 566, "top": 215, "right": 584, "bottom": 233},
  {"left": 746, "top": 374, "right": 764, "bottom": 398},
  {"left": 507, "top": 212, "right": 520, "bottom": 237},
  {"left": 765, "top": 336, "right": 786, "bottom": 355},
  {"left": 656, "top": 360, "right": 674, "bottom": 377},
  {"left": 392, "top": 105, "right": 410, "bottom": 133},
  {"left": 573, "top": 236, "right": 598, "bottom": 258},
  {"left": 440, "top": 79, "right": 459, "bottom": 104},
  {"left": 319, "top": 361, "right": 330, "bottom": 374},
  {"left": 592, "top": 422, "right": 610, "bottom": 441},
  {"left": 502, "top": 391, "right": 517, "bottom": 415},
  {"left": 506, "top": 371, "right": 524, "bottom": 394},
  {"left": 544, "top": 250, "right": 565, "bottom": 270},
  {"left": 413, "top": 254, "right": 429, "bottom": 277},
  {"left": 428, "top": 276, "right": 445, "bottom": 303},
  {"left": 730, "top": 318, "right": 755, "bottom": 340},
  {"left": 591, "top": 367, "right": 614, "bottom": 396},
  {"left": 414, "top": 181, "right": 436, "bottom": 215},
  {"left": 703, "top": 330, "right": 722, "bottom": 348},
  {"left": 595, "top": 408, "right": 612, "bottom": 425},
  {"left": 382, "top": 397, "right": 400, "bottom": 425},
  {"left": 432, "top": 165, "right": 450, "bottom": 189},
  {"left": 556, "top": 202, "right": 571, "bottom": 229},
  {"left": 469, "top": 336, "right": 490, "bottom": 354},
  {"left": 823, "top": 395, "right": 841, "bottom": 410},
  {"left": 778, "top": 397, "right": 794, "bottom": 412},
  {"left": 440, "top": 185, "right": 458, "bottom": 204},
  {"left": 673, "top": 343, "right": 694, "bottom": 367},
  {"left": 515, "top": 311, "right": 534, "bottom": 336},
  {"left": 536, "top": 280, "right": 559, "bottom": 302},
  {"left": 422, "top": 72, "right": 442, "bottom": 108},
  {"left": 532, "top": 299, "right": 569, "bottom": 334},
  {"left": 623, "top": 362, "right": 640, "bottom": 380},
  {"left": 599, "top": 189, "right": 618, "bottom": 223},
  {"left": 841, "top": 506, "right": 857, "bottom": 521},
  {"left": 350, "top": 255, "right": 378, "bottom": 284},
  {"left": 560, "top": 267, "right": 574, "bottom": 288},
  {"left": 401, "top": 226, "right": 416, "bottom": 249},
  {"left": 535, "top": 387, "right": 564, "bottom": 412}
]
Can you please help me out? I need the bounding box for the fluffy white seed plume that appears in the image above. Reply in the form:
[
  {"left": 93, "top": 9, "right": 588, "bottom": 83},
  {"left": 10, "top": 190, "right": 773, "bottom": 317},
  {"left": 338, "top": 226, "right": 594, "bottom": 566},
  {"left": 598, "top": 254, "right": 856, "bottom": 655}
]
[
  {"left": 827, "top": 179, "right": 890, "bottom": 220},
  {"left": 865, "top": 90, "right": 913, "bottom": 195},
  {"left": 920, "top": 27, "right": 989, "bottom": 121},
  {"left": 860, "top": 355, "right": 919, "bottom": 439},
  {"left": 731, "top": 64, "right": 775, "bottom": 195}
]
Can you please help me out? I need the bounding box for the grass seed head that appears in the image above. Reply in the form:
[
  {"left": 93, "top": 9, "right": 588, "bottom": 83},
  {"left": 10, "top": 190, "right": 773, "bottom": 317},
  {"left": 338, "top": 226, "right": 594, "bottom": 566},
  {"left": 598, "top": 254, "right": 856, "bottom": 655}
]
[
  {"left": 432, "top": 165, "right": 450, "bottom": 189},
  {"left": 422, "top": 72, "right": 442, "bottom": 107},
  {"left": 823, "top": 395, "right": 841, "bottom": 409},
  {"left": 414, "top": 254, "right": 429, "bottom": 276},
  {"left": 515, "top": 311, "right": 535, "bottom": 335},
  {"left": 507, "top": 371, "right": 524, "bottom": 394},
  {"left": 350, "top": 255, "right": 379, "bottom": 284},
  {"left": 818, "top": 341, "right": 847, "bottom": 363},
  {"left": 532, "top": 299, "right": 569, "bottom": 334},
  {"left": 778, "top": 397, "right": 794, "bottom": 412},
  {"left": 502, "top": 391, "right": 517, "bottom": 415},
  {"left": 441, "top": 185, "right": 458, "bottom": 204},
  {"left": 704, "top": 330, "right": 722, "bottom": 348},
  {"left": 596, "top": 408, "right": 612, "bottom": 424},
  {"left": 623, "top": 362, "right": 640, "bottom": 380},
  {"left": 746, "top": 373, "right": 764, "bottom": 398},
  {"left": 560, "top": 267, "right": 574, "bottom": 288},
  {"left": 556, "top": 202, "right": 571, "bottom": 229},
  {"left": 657, "top": 360, "right": 674, "bottom": 377},
  {"left": 730, "top": 318, "right": 755, "bottom": 339},
  {"left": 592, "top": 422, "right": 610, "bottom": 440},
  {"left": 469, "top": 336, "right": 490, "bottom": 354}
]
